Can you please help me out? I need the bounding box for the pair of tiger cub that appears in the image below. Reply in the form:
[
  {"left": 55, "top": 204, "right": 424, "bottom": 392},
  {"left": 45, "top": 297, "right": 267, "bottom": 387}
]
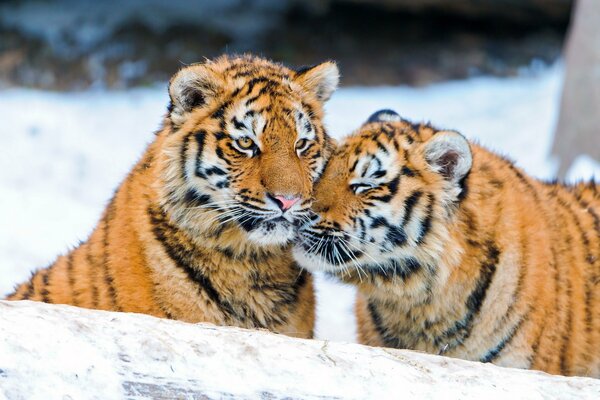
[{"left": 6, "top": 55, "right": 600, "bottom": 377}]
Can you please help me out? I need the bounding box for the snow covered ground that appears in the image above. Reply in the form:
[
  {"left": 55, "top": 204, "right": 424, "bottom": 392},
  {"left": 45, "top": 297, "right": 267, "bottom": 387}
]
[
  {"left": 3, "top": 301, "right": 599, "bottom": 400},
  {"left": 1, "top": 63, "right": 599, "bottom": 343}
]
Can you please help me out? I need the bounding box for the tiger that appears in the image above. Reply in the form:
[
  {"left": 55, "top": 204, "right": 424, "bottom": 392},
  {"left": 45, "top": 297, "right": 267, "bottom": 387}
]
[
  {"left": 6, "top": 54, "right": 340, "bottom": 339},
  {"left": 293, "top": 109, "right": 600, "bottom": 376}
]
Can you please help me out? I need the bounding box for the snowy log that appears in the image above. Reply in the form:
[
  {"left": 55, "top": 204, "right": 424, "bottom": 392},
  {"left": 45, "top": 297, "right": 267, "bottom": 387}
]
[{"left": 1, "top": 301, "right": 598, "bottom": 400}]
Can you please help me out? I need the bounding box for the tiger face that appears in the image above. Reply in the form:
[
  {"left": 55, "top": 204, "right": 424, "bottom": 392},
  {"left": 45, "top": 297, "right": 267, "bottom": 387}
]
[
  {"left": 160, "top": 55, "right": 339, "bottom": 246},
  {"left": 293, "top": 110, "right": 472, "bottom": 281}
]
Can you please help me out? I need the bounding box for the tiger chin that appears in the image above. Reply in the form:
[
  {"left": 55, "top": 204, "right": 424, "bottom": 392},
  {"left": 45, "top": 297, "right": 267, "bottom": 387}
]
[
  {"left": 293, "top": 109, "right": 600, "bottom": 376},
  {"left": 6, "top": 54, "right": 340, "bottom": 339}
]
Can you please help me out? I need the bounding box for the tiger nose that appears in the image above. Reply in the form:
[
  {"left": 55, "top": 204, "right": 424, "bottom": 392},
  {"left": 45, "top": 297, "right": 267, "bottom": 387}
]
[{"left": 269, "top": 194, "right": 302, "bottom": 211}]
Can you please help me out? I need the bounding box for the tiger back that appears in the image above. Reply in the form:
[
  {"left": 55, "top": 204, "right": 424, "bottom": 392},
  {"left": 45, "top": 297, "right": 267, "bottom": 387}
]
[
  {"left": 293, "top": 109, "right": 600, "bottom": 375},
  {"left": 6, "top": 55, "right": 340, "bottom": 339}
]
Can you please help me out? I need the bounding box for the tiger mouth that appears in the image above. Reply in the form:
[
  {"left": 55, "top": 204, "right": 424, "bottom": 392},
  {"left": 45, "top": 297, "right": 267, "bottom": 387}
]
[
  {"left": 237, "top": 213, "right": 302, "bottom": 233},
  {"left": 298, "top": 231, "right": 363, "bottom": 266}
]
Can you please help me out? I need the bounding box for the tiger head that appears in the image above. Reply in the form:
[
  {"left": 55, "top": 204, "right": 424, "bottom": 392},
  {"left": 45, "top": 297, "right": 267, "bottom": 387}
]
[
  {"left": 158, "top": 55, "right": 339, "bottom": 246},
  {"left": 293, "top": 110, "right": 473, "bottom": 285}
]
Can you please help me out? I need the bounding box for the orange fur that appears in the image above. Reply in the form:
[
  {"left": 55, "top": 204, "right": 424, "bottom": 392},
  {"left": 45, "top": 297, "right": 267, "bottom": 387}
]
[
  {"left": 7, "top": 55, "right": 341, "bottom": 339},
  {"left": 294, "top": 112, "right": 600, "bottom": 375}
]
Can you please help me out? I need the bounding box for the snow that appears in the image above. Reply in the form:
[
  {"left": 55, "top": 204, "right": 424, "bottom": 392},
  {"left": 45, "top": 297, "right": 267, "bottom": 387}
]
[
  {"left": 1, "top": 63, "right": 599, "bottom": 344},
  {"left": 2, "top": 300, "right": 599, "bottom": 400}
]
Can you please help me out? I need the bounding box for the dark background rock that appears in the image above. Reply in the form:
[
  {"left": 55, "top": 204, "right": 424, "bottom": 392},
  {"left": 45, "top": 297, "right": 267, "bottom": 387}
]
[
  {"left": 0, "top": 0, "right": 572, "bottom": 90},
  {"left": 335, "top": 0, "right": 572, "bottom": 24}
]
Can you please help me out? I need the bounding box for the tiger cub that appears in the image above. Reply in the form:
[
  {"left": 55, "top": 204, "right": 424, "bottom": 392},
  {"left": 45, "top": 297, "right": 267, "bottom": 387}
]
[
  {"left": 293, "top": 109, "right": 600, "bottom": 375},
  {"left": 6, "top": 55, "right": 340, "bottom": 339}
]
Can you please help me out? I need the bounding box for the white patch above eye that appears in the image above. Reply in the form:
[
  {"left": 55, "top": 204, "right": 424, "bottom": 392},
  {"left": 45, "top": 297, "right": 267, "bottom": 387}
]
[
  {"left": 228, "top": 104, "right": 266, "bottom": 147},
  {"left": 349, "top": 149, "right": 397, "bottom": 193},
  {"left": 349, "top": 182, "right": 376, "bottom": 194},
  {"left": 294, "top": 109, "right": 317, "bottom": 156},
  {"left": 354, "top": 151, "right": 393, "bottom": 179},
  {"left": 295, "top": 110, "right": 316, "bottom": 141}
]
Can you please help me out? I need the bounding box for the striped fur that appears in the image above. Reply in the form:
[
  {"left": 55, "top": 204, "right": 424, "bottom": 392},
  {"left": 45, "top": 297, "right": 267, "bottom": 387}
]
[
  {"left": 6, "top": 55, "right": 340, "bottom": 338},
  {"left": 293, "top": 111, "right": 600, "bottom": 375}
]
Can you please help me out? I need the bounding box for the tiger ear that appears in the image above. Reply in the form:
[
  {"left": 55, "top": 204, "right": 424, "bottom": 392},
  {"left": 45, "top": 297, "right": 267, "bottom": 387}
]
[
  {"left": 423, "top": 131, "right": 472, "bottom": 183},
  {"left": 365, "top": 109, "right": 402, "bottom": 124},
  {"left": 168, "top": 64, "right": 222, "bottom": 128},
  {"left": 294, "top": 62, "right": 340, "bottom": 102}
]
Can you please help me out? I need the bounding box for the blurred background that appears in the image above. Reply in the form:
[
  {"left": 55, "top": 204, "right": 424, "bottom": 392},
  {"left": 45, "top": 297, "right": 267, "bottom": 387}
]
[
  {"left": 1, "top": 0, "right": 598, "bottom": 342},
  {"left": 0, "top": 0, "right": 572, "bottom": 89}
]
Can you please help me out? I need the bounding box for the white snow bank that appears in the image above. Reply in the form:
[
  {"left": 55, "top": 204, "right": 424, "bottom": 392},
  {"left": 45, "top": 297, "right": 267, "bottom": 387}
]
[
  {"left": 1, "top": 300, "right": 599, "bottom": 400},
  {"left": 2, "top": 64, "right": 599, "bottom": 343}
]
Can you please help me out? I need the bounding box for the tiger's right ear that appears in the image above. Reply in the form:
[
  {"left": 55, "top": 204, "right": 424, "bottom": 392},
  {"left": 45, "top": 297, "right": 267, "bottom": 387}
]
[
  {"left": 168, "top": 64, "right": 222, "bottom": 128},
  {"left": 365, "top": 109, "right": 402, "bottom": 124},
  {"left": 294, "top": 62, "right": 340, "bottom": 102},
  {"left": 423, "top": 131, "right": 472, "bottom": 183}
]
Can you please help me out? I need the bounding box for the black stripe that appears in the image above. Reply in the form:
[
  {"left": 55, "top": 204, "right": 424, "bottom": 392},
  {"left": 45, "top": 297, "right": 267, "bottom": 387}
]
[
  {"left": 363, "top": 257, "right": 422, "bottom": 282},
  {"left": 437, "top": 240, "right": 499, "bottom": 348},
  {"left": 86, "top": 246, "right": 100, "bottom": 308},
  {"left": 385, "top": 175, "right": 400, "bottom": 196},
  {"left": 402, "top": 190, "right": 423, "bottom": 225},
  {"left": 231, "top": 117, "right": 247, "bottom": 131},
  {"left": 368, "top": 300, "right": 404, "bottom": 348},
  {"left": 180, "top": 133, "right": 192, "bottom": 180},
  {"left": 205, "top": 166, "right": 227, "bottom": 176},
  {"left": 251, "top": 267, "right": 309, "bottom": 311},
  {"left": 102, "top": 200, "right": 120, "bottom": 311},
  {"left": 370, "top": 217, "right": 388, "bottom": 229},
  {"left": 386, "top": 226, "right": 407, "bottom": 247},
  {"left": 529, "top": 247, "right": 559, "bottom": 368},
  {"left": 66, "top": 253, "right": 78, "bottom": 306},
  {"left": 553, "top": 190, "right": 594, "bottom": 372},
  {"left": 375, "top": 140, "right": 389, "bottom": 155},
  {"left": 400, "top": 165, "right": 417, "bottom": 177},
  {"left": 480, "top": 315, "right": 525, "bottom": 363},
  {"left": 466, "top": 242, "right": 499, "bottom": 319},
  {"left": 391, "top": 257, "right": 421, "bottom": 281},
  {"left": 414, "top": 194, "right": 434, "bottom": 244},
  {"left": 358, "top": 217, "right": 367, "bottom": 241},
  {"left": 245, "top": 77, "right": 276, "bottom": 94},
  {"left": 148, "top": 205, "right": 238, "bottom": 320},
  {"left": 499, "top": 233, "right": 528, "bottom": 332},
  {"left": 215, "top": 147, "right": 231, "bottom": 166},
  {"left": 183, "top": 189, "right": 211, "bottom": 207},
  {"left": 213, "top": 131, "right": 227, "bottom": 141},
  {"left": 39, "top": 268, "right": 51, "bottom": 303},
  {"left": 194, "top": 130, "right": 206, "bottom": 177},
  {"left": 245, "top": 94, "right": 261, "bottom": 106},
  {"left": 544, "top": 193, "right": 573, "bottom": 375},
  {"left": 575, "top": 195, "right": 600, "bottom": 354},
  {"left": 211, "top": 101, "right": 230, "bottom": 122},
  {"left": 19, "top": 278, "right": 35, "bottom": 300},
  {"left": 507, "top": 163, "right": 540, "bottom": 201}
]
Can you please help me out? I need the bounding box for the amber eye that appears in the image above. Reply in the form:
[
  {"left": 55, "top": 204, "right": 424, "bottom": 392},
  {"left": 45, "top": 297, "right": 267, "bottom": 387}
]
[
  {"left": 236, "top": 137, "right": 255, "bottom": 150},
  {"left": 350, "top": 183, "right": 375, "bottom": 194},
  {"left": 295, "top": 139, "right": 310, "bottom": 153}
]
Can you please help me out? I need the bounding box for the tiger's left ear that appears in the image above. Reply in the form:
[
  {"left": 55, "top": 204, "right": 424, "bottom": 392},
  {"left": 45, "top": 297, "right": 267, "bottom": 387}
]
[
  {"left": 423, "top": 131, "right": 472, "bottom": 183},
  {"left": 168, "top": 63, "right": 223, "bottom": 128},
  {"left": 294, "top": 62, "right": 340, "bottom": 102}
]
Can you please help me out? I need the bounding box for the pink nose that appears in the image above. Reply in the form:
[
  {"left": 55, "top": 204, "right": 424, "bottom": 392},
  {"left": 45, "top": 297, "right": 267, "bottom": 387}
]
[{"left": 273, "top": 195, "right": 301, "bottom": 211}]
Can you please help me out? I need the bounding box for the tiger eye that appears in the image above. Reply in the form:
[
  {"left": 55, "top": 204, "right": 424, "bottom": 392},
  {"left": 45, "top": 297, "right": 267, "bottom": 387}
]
[
  {"left": 296, "top": 139, "right": 309, "bottom": 152},
  {"left": 236, "top": 137, "right": 254, "bottom": 149}
]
